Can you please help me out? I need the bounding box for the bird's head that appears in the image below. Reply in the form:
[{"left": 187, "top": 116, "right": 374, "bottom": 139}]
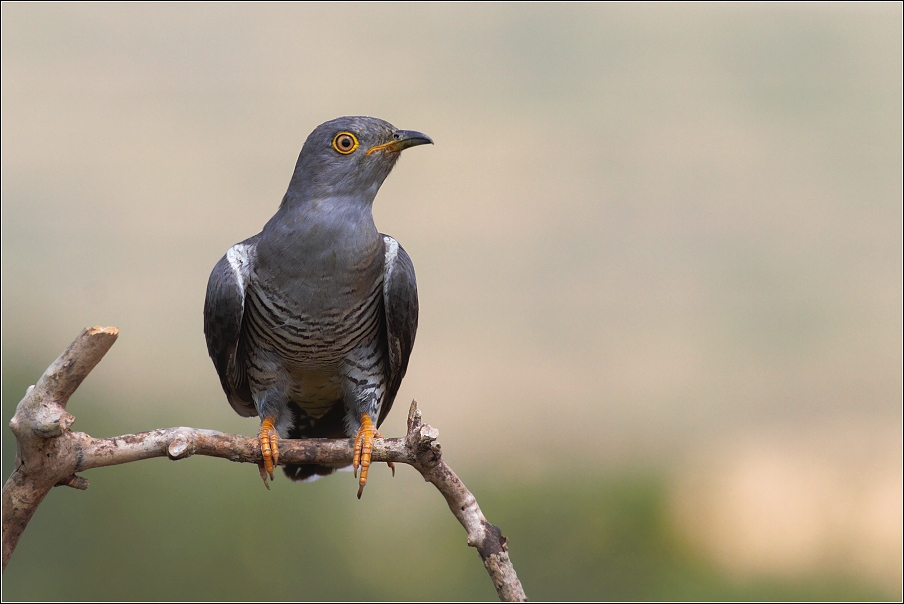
[{"left": 286, "top": 116, "right": 432, "bottom": 204}]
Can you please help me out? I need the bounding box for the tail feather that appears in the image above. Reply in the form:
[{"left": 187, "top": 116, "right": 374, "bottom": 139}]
[
  {"left": 283, "top": 401, "right": 350, "bottom": 482},
  {"left": 283, "top": 463, "right": 349, "bottom": 482}
]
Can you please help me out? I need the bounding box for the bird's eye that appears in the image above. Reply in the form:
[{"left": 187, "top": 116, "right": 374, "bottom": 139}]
[{"left": 332, "top": 132, "right": 359, "bottom": 155}]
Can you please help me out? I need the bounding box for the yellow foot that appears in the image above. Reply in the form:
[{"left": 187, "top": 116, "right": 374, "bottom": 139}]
[
  {"left": 258, "top": 417, "right": 279, "bottom": 489},
  {"left": 353, "top": 414, "right": 374, "bottom": 498},
  {"left": 352, "top": 415, "right": 395, "bottom": 498}
]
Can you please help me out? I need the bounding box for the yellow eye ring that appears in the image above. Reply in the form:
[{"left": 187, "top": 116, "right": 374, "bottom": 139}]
[{"left": 332, "top": 132, "right": 359, "bottom": 155}]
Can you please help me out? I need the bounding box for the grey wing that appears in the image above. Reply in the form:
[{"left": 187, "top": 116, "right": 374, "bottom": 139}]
[
  {"left": 378, "top": 235, "right": 419, "bottom": 427},
  {"left": 203, "top": 239, "right": 257, "bottom": 417}
]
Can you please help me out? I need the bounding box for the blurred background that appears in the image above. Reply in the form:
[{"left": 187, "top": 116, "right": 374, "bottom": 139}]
[{"left": 2, "top": 4, "right": 901, "bottom": 600}]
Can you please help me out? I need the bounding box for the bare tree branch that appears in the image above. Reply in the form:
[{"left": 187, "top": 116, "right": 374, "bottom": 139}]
[
  {"left": 3, "top": 326, "right": 119, "bottom": 571},
  {"left": 2, "top": 327, "right": 527, "bottom": 602}
]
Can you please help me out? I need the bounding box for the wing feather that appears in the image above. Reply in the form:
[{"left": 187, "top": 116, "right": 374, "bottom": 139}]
[
  {"left": 203, "top": 239, "right": 257, "bottom": 417},
  {"left": 378, "top": 235, "right": 418, "bottom": 426}
]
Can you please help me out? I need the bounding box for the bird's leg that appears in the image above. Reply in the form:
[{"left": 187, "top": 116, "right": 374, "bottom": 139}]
[
  {"left": 353, "top": 413, "right": 376, "bottom": 498},
  {"left": 258, "top": 417, "right": 280, "bottom": 488},
  {"left": 352, "top": 416, "right": 395, "bottom": 496}
]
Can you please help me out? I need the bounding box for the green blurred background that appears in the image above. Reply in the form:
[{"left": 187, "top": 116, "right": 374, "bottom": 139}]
[{"left": 2, "top": 4, "right": 901, "bottom": 601}]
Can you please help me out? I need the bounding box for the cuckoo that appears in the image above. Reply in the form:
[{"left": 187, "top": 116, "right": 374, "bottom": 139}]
[{"left": 203, "top": 116, "right": 430, "bottom": 497}]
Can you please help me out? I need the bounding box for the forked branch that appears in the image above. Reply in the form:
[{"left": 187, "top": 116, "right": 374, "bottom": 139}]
[{"left": 1, "top": 327, "right": 526, "bottom": 601}]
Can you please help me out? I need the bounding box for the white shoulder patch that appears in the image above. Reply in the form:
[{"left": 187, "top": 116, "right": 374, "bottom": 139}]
[
  {"left": 382, "top": 235, "right": 399, "bottom": 301},
  {"left": 226, "top": 243, "right": 253, "bottom": 298}
]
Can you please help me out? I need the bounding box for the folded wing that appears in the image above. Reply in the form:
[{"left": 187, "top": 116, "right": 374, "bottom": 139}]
[
  {"left": 203, "top": 238, "right": 257, "bottom": 417},
  {"left": 378, "top": 235, "right": 419, "bottom": 426}
]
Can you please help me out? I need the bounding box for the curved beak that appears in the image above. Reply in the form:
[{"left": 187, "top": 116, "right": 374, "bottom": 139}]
[{"left": 366, "top": 130, "right": 433, "bottom": 156}]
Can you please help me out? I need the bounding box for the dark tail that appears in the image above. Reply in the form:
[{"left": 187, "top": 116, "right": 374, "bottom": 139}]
[
  {"left": 283, "top": 463, "right": 349, "bottom": 481},
  {"left": 283, "top": 401, "right": 350, "bottom": 482}
]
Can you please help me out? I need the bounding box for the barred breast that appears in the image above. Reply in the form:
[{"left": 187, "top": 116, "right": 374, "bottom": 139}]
[{"left": 239, "top": 247, "right": 387, "bottom": 425}]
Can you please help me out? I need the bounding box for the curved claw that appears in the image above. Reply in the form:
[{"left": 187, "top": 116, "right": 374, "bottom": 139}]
[
  {"left": 353, "top": 413, "right": 376, "bottom": 498},
  {"left": 259, "top": 417, "right": 279, "bottom": 487},
  {"left": 374, "top": 428, "right": 395, "bottom": 477},
  {"left": 352, "top": 417, "right": 396, "bottom": 497},
  {"left": 258, "top": 462, "right": 271, "bottom": 490}
]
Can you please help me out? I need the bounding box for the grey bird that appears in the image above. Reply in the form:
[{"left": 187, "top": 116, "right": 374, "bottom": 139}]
[{"left": 203, "top": 116, "right": 430, "bottom": 496}]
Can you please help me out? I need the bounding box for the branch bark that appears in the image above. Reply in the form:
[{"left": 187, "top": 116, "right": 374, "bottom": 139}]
[{"left": 2, "top": 327, "right": 527, "bottom": 601}]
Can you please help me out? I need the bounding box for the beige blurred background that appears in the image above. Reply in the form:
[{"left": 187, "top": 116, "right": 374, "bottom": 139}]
[{"left": 2, "top": 4, "right": 901, "bottom": 601}]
